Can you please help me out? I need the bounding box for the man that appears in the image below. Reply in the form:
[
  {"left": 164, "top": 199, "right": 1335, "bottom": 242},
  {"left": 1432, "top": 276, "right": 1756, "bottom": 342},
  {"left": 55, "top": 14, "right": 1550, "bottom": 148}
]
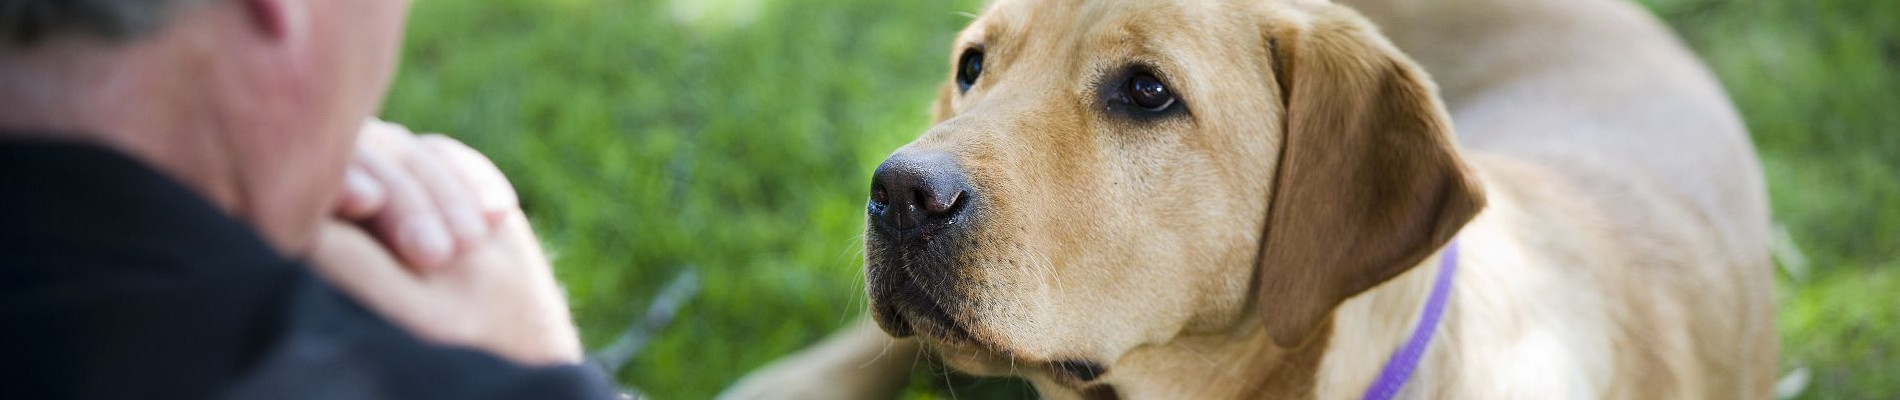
[{"left": 0, "top": 0, "right": 621, "bottom": 398}]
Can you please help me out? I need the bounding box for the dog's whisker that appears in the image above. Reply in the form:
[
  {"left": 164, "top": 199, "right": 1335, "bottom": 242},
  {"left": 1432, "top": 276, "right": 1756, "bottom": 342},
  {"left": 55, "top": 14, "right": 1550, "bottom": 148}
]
[
  {"left": 911, "top": 340, "right": 928, "bottom": 374},
  {"left": 937, "top": 351, "right": 962, "bottom": 400},
  {"left": 860, "top": 334, "right": 897, "bottom": 369},
  {"left": 837, "top": 233, "right": 871, "bottom": 325},
  {"left": 1012, "top": 246, "right": 1043, "bottom": 296},
  {"left": 1032, "top": 247, "right": 1057, "bottom": 292},
  {"left": 1009, "top": 351, "right": 1019, "bottom": 377}
]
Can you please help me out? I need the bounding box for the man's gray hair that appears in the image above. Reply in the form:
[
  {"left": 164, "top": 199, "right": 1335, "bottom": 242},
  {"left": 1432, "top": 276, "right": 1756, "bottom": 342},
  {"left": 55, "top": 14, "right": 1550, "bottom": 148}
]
[{"left": 1, "top": 0, "right": 207, "bottom": 45}]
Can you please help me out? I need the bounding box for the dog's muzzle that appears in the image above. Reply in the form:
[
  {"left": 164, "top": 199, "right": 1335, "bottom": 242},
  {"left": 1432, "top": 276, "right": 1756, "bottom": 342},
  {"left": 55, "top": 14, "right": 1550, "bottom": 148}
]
[{"left": 864, "top": 149, "right": 980, "bottom": 341}]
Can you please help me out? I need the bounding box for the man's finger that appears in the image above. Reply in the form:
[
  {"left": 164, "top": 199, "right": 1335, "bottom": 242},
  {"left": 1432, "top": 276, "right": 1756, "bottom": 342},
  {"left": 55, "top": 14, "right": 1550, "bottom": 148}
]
[
  {"left": 355, "top": 145, "right": 455, "bottom": 270},
  {"left": 420, "top": 135, "right": 519, "bottom": 221},
  {"left": 406, "top": 133, "right": 490, "bottom": 250},
  {"left": 335, "top": 165, "right": 387, "bottom": 220}
]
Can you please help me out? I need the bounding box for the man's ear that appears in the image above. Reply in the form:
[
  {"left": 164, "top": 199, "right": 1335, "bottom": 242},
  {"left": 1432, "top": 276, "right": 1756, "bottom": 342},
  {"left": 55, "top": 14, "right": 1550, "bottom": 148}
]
[
  {"left": 242, "top": 0, "right": 306, "bottom": 42},
  {"left": 1254, "top": 5, "right": 1485, "bottom": 348}
]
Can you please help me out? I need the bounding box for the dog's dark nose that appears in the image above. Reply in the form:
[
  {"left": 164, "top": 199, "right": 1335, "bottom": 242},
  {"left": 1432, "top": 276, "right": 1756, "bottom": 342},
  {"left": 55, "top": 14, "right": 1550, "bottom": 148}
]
[{"left": 869, "top": 151, "right": 972, "bottom": 232}]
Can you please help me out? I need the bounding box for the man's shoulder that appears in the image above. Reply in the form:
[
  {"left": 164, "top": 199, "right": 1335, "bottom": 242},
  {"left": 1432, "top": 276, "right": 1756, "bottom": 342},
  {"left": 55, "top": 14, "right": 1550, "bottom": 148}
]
[{"left": 0, "top": 140, "right": 288, "bottom": 274}]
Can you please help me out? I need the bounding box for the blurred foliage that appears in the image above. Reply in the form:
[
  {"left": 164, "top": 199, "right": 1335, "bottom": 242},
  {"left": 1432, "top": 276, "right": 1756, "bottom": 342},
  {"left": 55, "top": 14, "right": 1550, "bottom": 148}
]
[{"left": 382, "top": 0, "right": 1898, "bottom": 398}]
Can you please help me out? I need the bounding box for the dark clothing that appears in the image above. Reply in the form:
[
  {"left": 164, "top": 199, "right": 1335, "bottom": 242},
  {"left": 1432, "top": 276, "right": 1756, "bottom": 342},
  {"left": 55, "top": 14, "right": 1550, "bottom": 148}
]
[{"left": 0, "top": 141, "right": 619, "bottom": 400}]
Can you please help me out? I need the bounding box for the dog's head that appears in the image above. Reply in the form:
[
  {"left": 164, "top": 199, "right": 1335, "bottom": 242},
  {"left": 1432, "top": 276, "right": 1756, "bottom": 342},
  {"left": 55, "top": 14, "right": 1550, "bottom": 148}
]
[{"left": 864, "top": 0, "right": 1482, "bottom": 389}]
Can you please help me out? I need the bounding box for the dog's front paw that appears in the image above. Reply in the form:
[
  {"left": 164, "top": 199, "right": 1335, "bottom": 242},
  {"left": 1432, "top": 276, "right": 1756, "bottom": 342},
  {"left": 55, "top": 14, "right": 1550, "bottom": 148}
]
[
  {"left": 718, "top": 363, "right": 870, "bottom": 400},
  {"left": 718, "top": 320, "right": 918, "bottom": 400}
]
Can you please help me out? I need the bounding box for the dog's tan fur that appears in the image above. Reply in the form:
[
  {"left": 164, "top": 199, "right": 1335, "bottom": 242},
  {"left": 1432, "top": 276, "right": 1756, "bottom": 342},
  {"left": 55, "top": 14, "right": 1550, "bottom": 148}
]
[{"left": 721, "top": 0, "right": 1773, "bottom": 398}]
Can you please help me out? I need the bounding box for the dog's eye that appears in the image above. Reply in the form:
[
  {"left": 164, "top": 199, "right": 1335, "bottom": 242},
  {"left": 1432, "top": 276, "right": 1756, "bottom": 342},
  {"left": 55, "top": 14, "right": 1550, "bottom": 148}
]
[
  {"left": 1126, "top": 73, "right": 1176, "bottom": 111},
  {"left": 956, "top": 48, "right": 984, "bottom": 92}
]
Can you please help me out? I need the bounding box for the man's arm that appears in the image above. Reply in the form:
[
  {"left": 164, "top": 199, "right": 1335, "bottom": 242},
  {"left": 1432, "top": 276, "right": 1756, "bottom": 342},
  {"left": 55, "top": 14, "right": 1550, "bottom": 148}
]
[
  {"left": 223, "top": 255, "right": 619, "bottom": 400},
  {"left": 0, "top": 139, "right": 618, "bottom": 400}
]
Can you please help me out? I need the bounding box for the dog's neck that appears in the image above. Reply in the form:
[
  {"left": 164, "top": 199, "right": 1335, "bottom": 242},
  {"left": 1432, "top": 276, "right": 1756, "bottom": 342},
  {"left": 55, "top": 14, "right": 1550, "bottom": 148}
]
[
  {"left": 1314, "top": 250, "right": 1454, "bottom": 398},
  {"left": 1078, "top": 323, "right": 1327, "bottom": 400},
  {"left": 1092, "top": 252, "right": 1451, "bottom": 400}
]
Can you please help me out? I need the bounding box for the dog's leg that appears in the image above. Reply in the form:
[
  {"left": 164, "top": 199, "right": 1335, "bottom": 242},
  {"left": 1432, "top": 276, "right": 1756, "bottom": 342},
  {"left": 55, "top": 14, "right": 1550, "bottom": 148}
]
[{"left": 718, "top": 318, "right": 918, "bottom": 400}]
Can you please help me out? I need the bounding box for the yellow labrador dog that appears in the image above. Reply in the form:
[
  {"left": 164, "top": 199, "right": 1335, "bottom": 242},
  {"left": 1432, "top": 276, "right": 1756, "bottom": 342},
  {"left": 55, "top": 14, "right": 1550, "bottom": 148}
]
[{"left": 723, "top": 0, "right": 1775, "bottom": 398}]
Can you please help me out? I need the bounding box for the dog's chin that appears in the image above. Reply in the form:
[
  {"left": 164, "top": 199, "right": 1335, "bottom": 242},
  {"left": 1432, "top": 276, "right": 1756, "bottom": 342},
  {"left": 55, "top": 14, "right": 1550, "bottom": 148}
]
[
  {"left": 875, "top": 304, "right": 1027, "bottom": 377},
  {"left": 863, "top": 221, "right": 1091, "bottom": 380},
  {"left": 867, "top": 272, "right": 1046, "bottom": 376},
  {"left": 865, "top": 264, "right": 988, "bottom": 348},
  {"left": 890, "top": 311, "right": 1111, "bottom": 388},
  {"left": 864, "top": 215, "right": 990, "bottom": 344},
  {"left": 868, "top": 285, "right": 975, "bottom": 345},
  {"left": 867, "top": 258, "right": 1115, "bottom": 387}
]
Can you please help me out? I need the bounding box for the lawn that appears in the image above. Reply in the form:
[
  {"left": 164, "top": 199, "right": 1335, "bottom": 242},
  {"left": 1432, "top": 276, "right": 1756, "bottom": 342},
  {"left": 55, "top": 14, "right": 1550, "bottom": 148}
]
[{"left": 380, "top": 0, "right": 1898, "bottom": 398}]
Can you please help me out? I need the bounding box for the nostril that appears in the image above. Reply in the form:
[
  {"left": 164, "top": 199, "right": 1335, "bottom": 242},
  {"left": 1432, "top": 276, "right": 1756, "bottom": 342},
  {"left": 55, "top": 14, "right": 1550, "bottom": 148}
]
[
  {"left": 870, "top": 184, "right": 889, "bottom": 206},
  {"left": 921, "top": 189, "right": 964, "bottom": 215},
  {"left": 911, "top": 188, "right": 930, "bottom": 213}
]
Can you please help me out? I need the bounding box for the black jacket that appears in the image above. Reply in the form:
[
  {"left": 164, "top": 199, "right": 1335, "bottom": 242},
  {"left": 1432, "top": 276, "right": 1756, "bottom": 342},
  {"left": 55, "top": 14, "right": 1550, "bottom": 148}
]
[{"left": 0, "top": 141, "right": 620, "bottom": 400}]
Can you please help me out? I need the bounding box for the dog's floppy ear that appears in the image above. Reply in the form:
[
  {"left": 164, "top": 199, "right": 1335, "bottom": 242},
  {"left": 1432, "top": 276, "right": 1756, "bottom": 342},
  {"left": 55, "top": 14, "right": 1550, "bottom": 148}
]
[{"left": 1255, "top": 6, "right": 1485, "bottom": 348}]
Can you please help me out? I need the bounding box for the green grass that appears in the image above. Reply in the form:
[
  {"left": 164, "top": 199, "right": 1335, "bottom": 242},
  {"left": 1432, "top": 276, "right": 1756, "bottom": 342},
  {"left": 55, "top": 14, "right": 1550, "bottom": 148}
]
[{"left": 382, "top": 0, "right": 1899, "bottom": 398}]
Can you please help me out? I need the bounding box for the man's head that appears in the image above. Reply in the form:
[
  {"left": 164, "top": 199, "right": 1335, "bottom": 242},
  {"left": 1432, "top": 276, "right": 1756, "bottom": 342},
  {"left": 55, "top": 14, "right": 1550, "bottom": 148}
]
[{"left": 0, "top": 0, "right": 412, "bottom": 255}]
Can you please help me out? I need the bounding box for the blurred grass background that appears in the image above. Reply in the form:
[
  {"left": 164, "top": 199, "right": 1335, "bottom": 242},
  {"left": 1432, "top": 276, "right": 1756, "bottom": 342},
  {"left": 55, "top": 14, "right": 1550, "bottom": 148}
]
[{"left": 380, "top": 0, "right": 1898, "bottom": 398}]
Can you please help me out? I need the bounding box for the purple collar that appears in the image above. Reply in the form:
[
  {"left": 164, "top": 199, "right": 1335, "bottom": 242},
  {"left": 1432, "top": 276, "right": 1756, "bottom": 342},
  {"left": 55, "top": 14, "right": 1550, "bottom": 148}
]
[{"left": 1360, "top": 240, "right": 1458, "bottom": 400}]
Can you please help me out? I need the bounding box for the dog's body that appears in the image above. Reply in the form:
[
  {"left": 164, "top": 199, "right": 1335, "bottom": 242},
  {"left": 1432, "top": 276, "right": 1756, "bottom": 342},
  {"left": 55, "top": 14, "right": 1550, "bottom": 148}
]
[
  {"left": 1323, "top": 1, "right": 1776, "bottom": 398},
  {"left": 722, "top": 0, "right": 1773, "bottom": 398}
]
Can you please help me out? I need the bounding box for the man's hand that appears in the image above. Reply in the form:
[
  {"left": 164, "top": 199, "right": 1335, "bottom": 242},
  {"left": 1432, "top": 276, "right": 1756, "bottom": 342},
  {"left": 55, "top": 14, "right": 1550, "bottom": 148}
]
[
  {"left": 309, "top": 119, "right": 582, "bottom": 366},
  {"left": 310, "top": 215, "right": 583, "bottom": 365},
  {"left": 334, "top": 119, "right": 519, "bottom": 270}
]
